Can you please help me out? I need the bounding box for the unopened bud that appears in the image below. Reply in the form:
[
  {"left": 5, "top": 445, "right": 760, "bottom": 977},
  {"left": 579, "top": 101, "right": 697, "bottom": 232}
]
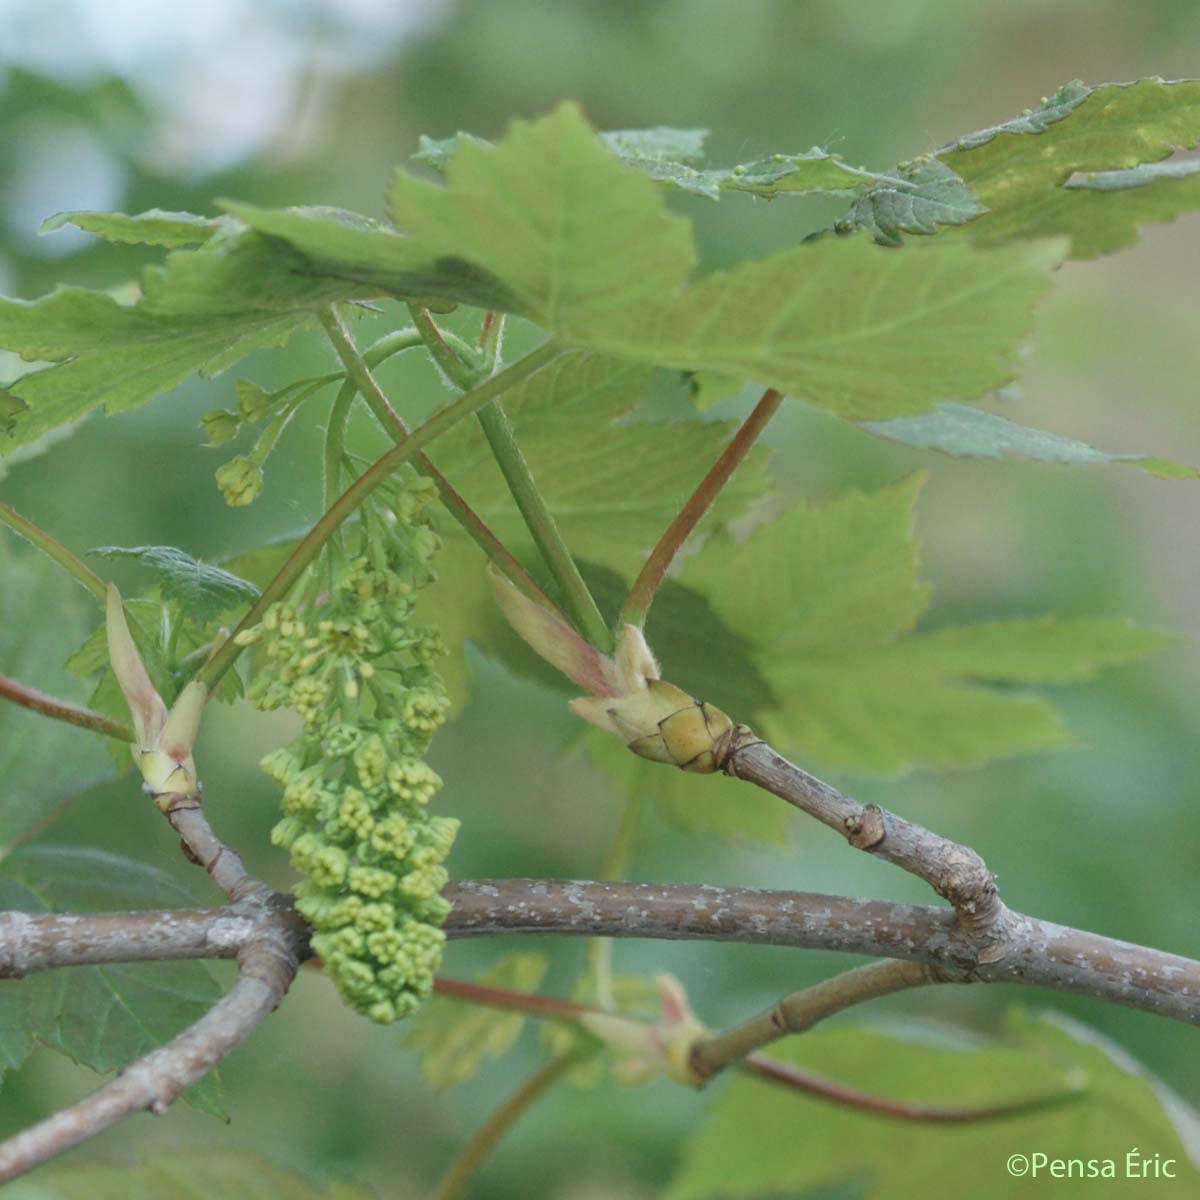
[
  {"left": 235, "top": 379, "right": 277, "bottom": 423},
  {"left": 200, "top": 408, "right": 239, "bottom": 446},
  {"left": 215, "top": 455, "right": 265, "bottom": 506}
]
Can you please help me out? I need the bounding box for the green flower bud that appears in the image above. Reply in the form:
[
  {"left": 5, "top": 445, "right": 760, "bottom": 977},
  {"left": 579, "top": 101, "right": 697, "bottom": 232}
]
[
  {"left": 215, "top": 455, "right": 264, "bottom": 507},
  {"left": 251, "top": 473, "right": 456, "bottom": 1025},
  {"left": 323, "top": 723, "right": 362, "bottom": 759},
  {"left": 201, "top": 408, "right": 240, "bottom": 446},
  {"left": 348, "top": 865, "right": 396, "bottom": 899},
  {"left": 235, "top": 379, "right": 277, "bottom": 423}
]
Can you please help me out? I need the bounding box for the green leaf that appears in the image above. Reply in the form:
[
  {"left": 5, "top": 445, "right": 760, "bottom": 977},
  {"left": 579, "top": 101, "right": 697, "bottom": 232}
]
[
  {"left": 598, "top": 126, "right": 709, "bottom": 163},
  {"left": 1056, "top": 157, "right": 1200, "bottom": 258},
  {"left": 388, "top": 103, "right": 697, "bottom": 333},
  {"left": 0, "top": 225, "right": 370, "bottom": 451},
  {"left": 939, "top": 78, "right": 1200, "bottom": 257},
  {"left": 607, "top": 144, "right": 872, "bottom": 202},
  {"left": 228, "top": 108, "right": 1061, "bottom": 420},
  {"left": 429, "top": 351, "right": 770, "bottom": 574},
  {"left": 838, "top": 158, "right": 988, "bottom": 246},
  {"left": 3, "top": 1149, "right": 374, "bottom": 1200},
  {"left": 886, "top": 618, "right": 1174, "bottom": 683},
  {"left": 89, "top": 544, "right": 260, "bottom": 625},
  {"left": 40, "top": 208, "right": 232, "bottom": 248},
  {"left": 683, "top": 475, "right": 1167, "bottom": 773},
  {"left": 412, "top": 130, "right": 494, "bottom": 172},
  {"left": 137, "top": 225, "right": 357, "bottom": 320},
  {"left": 0, "top": 285, "right": 305, "bottom": 450},
  {"left": 0, "top": 845, "right": 225, "bottom": 1116},
  {"left": 0, "top": 542, "right": 112, "bottom": 853},
  {"left": 588, "top": 235, "right": 1064, "bottom": 420},
  {"left": 405, "top": 953, "right": 548, "bottom": 1089},
  {"left": 418, "top": 123, "right": 895, "bottom": 201},
  {"left": 859, "top": 401, "right": 1199, "bottom": 479},
  {"left": 213, "top": 202, "right": 467, "bottom": 306},
  {"left": 667, "top": 1008, "right": 1200, "bottom": 1199}
]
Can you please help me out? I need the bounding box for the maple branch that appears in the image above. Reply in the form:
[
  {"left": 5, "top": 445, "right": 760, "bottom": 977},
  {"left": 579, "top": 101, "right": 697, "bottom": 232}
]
[
  {"left": 160, "top": 793, "right": 263, "bottom": 903},
  {"left": 723, "top": 737, "right": 1011, "bottom": 945},
  {"left": 689, "top": 959, "right": 955, "bottom": 1082},
  {"left": 3, "top": 881, "right": 1197, "bottom": 1023},
  {"left": 443, "top": 880, "right": 1200, "bottom": 1025},
  {"left": 0, "top": 870, "right": 1186, "bottom": 1177},
  {"left": 430, "top": 965, "right": 1077, "bottom": 1125},
  {"left": 0, "top": 895, "right": 306, "bottom": 1185},
  {"left": 0, "top": 906, "right": 245, "bottom": 977}
]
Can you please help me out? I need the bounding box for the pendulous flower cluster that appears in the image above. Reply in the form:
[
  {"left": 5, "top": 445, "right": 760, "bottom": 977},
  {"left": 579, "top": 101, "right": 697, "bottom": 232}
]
[{"left": 239, "top": 472, "right": 456, "bottom": 1023}]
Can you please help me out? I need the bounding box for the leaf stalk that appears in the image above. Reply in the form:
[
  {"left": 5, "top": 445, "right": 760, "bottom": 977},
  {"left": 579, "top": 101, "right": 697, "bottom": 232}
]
[{"left": 622, "top": 387, "right": 782, "bottom": 627}]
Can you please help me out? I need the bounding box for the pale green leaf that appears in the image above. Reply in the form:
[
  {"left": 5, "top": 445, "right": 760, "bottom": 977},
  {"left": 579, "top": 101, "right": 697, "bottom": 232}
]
[
  {"left": 859, "top": 401, "right": 1199, "bottom": 479},
  {"left": 763, "top": 652, "right": 1072, "bottom": 772},
  {"left": 585, "top": 235, "right": 1064, "bottom": 420},
  {"left": 4, "top": 1149, "right": 373, "bottom": 1200},
  {"left": 136, "top": 225, "right": 356, "bottom": 319},
  {"left": 940, "top": 78, "right": 1200, "bottom": 257},
  {"left": 667, "top": 1008, "right": 1200, "bottom": 1199},
  {"left": 213, "top": 202, "right": 468, "bottom": 307},
  {"left": 412, "top": 130, "right": 494, "bottom": 171},
  {"left": 887, "top": 618, "right": 1175, "bottom": 683},
  {"left": 0, "top": 846, "right": 225, "bottom": 1116},
  {"left": 839, "top": 158, "right": 988, "bottom": 246},
  {"left": 605, "top": 144, "right": 872, "bottom": 202},
  {"left": 684, "top": 476, "right": 1166, "bottom": 773},
  {"left": 0, "top": 542, "right": 112, "bottom": 853},
  {"left": 0, "top": 225, "right": 374, "bottom": 451},
  {"left": 227, "top": 108, "right": 1061, "bottom": 420},
  {"left": 686, "top": 476, "right": 930, "bottom": 656},
  {"left": 389, "top": 104, "right": 697, "bottom": 335},
  {"left": 223, "top": 104, "right": 700, "bottom": 322},
  {"left": 598, "top": 126, "right": 709, "bottom": 163},
  {"left": 0, "top": 286, "right": 306, "bottom": 450},
  {"left": 90, "top": 544, "right": 259, "bottom": 625},
  {"left": 419, "top": 124, "right": 892, "bottom": 201},
  {"left": 405, "top": 953, "right": 548, "bottom": 1089},
  {"left": 40, "top": 208, "right": 232, "bottom": 248},
  {"left": 1056, "top": 157, "right": 1200, "bottom": 257}
]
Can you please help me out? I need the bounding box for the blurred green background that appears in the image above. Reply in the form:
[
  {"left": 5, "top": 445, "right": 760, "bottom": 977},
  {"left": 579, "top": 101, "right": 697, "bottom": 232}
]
[{"left": 1, "top": 1, "right": 1199, "bottom": 1196}]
